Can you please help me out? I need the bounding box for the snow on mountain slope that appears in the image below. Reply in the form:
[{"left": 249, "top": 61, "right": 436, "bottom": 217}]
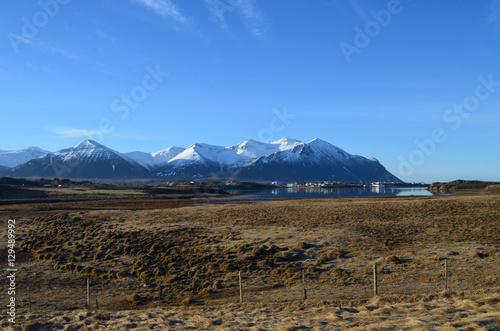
[
  {"left": 301, "top": 138, "right": 362, "bottom": 163},
  {"left": 166, "top": 138, "right": 305, "bottom": 169},
  {"left": 228, "top": 138, "right": 302, "bottom": 160},
  {"left": 50, "top": 140, "right": 137, "bottom": 165},
  {"left": 122, "top": 151, "right": 153, "bottom": 168},
  {"left": 0, "top": 147, "right": 50, "bottom": 167},
  {"left": 155, "top": 137, "right": 400, "bottom": 182},
  {"left": 168, "top": 143, "right": 221, "bottom": 164},
  {"left": 155, "top": 138, "right": 307, "bottom": 179},
  {"left": 124, "top": 146, "right": 184, "bottom": 169},
  {"left": 364, "top": 156, "right": 379, "bottom": 162},
  {"left": 241, "top": 138, "right": 350, "bottom": 166},
  {"left": 168, "top": 143, "right": 248, "bottom": 168},
  {"left": 4, "top": 138, "right": 401, "bottom": 182},
  {"left": 152, "top": 146, "right": 184, "bottom": 163},
  {"left": 268, "top": 137, "right": 303, "bottom": 151},
  {"left": 10, "top": 140, "right": 150, "bottom": 178},
  {"left": 237, "top": 138, "right": 401, "bottom": 182}
]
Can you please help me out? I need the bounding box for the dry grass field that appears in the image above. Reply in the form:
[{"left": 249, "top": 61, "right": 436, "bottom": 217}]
[{"left": 0, "top": 185, "right": 499, "bottom": 330}]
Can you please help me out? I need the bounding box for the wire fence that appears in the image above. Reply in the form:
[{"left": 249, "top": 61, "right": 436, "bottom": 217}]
[{"left": 2, "top": 256, "right": 497, "bottom": 315}]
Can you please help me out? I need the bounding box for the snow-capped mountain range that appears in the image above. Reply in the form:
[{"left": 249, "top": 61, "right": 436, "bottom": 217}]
[
  {"left": 124, "top": 147, "right": 185, "bottom": 170},
  {"left": 0, "top": 147, "right": 50, "bottom": 168},
  {"left": 0, "top": 138, "right": 401, "bottom": 182},
  {"left": 4, "top": 140, "right": 149, "bottom": 179}
]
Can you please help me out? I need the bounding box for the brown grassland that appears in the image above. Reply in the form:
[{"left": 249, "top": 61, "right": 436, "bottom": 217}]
[{"left": 0, "top": 185, "right": 499, "bottom": 330}]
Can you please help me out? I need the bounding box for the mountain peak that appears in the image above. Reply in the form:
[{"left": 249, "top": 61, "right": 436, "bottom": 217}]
[
  {"left": 237, "top": 138, "right": 266, "bottom": 148},
  {"left": 269, "top": 137, "right": 302, "bottom": 144},
  {"left": 76, "top": 139, "right": 104, "bottom": 149},
  {"left": 307, "top": 138, "right": 334, "bottom": 148},
  {"left": 152, "top": 146, "right": 184, "bottom": 156},
  {"left": 308, "top": 138, "right": 327, "bottom": 144},
  {"left": 26, "top": 146, "right": 47, "bottom": 151},
  {"left": 188, "top": 142, "right": 216, "bottom": 148},
  {"left": 305, "top": 138, "right": 351, "bottom": 158},
  {"left": 268, "top": 137, "right": 303, "bottom": 151}
]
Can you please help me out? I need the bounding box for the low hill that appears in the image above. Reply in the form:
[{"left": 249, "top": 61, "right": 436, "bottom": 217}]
[{"left": 428, "top": 180, "right": 500, "bottom": 192}]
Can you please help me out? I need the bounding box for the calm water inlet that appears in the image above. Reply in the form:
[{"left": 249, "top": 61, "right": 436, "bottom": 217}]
[{"left": 228, "top": 187, "right": 432, "bottom": 199}]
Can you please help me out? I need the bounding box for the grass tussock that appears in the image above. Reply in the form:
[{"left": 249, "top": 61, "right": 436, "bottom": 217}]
[{"left": 0, "top": 190, "right": 499, "bottom": 329}]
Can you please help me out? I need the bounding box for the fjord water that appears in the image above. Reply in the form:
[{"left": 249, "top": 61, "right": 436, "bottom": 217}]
[{"left": 228, "top": 187, "right": 432, "bottom": 199}]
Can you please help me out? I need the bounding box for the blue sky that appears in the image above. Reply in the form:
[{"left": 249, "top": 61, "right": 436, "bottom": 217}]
[{"left": 1, "top": 0, "right": 499, "bottom": 182}]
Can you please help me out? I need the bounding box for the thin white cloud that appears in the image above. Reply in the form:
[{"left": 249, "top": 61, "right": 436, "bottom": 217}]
[
  {"left": 204, "top": 0, "right": 269, "bottom": 37},
  {"left": 131, "top": 0, "right": 189, "bottom": 24},
  {"left": 233, "top": 0, "right": 268, "bottom": 37},
  {"left": 26, "top": 62, "right": 53, "bottom": 74},
  {"left": 16, "top": 38, "right": 81, "bottom": 61},
  {"left": 36, "top": 42, "right": 82, "bottom": 61},
  {"left": 203, "top": 0, "right": 232, "bottom": 29},
  {"left": 49, "top": 127, "right": 103, "bottom": 138},
  {"left": 487, "top": 0, "right": 500, "bottom": 25}
]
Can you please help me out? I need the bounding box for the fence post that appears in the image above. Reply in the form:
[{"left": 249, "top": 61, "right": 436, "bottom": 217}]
[
  {"left": 373, "top": 263, "right": 378, "bottom": 296},
  {"left": 302, "top": 270, "right": 307, "bottom": 300},
  {"left": 158, "top": 282, "right": 161, "bottom": 307},
  {"left": 239, "top": 271, "right": 243, "bottom": 303},
  {"left": 86, "top": 279, "right": 91, "bottom": 310},
  {"left": 28, "top": 285, "right": 32, "bottom": 312},
  {"left": 444, "top": 259, "right": 449, "bottom": 291}
]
